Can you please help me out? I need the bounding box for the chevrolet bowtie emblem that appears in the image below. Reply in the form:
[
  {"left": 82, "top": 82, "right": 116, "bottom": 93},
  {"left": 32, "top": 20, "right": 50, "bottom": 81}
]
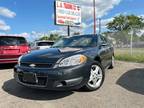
[{"left": 29, "top": 64, "right": 36, "bottom": 67}]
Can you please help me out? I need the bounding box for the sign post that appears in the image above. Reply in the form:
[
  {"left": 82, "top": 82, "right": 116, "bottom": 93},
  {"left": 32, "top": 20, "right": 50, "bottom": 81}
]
[
  {"left": 93, "top": 0, "right": 96, "bottom": 35},
  {"left": 54, "top": 1, "right": 81, "bottom": 36},
  {"left": 68, "top": 26, "right": 70, "bottom": 36},
  {"left": 130, "top": 27, "right": 133, "bottom": 55},
  {"left": 99, "top": 18, "right": 101, "bottom": 34}
]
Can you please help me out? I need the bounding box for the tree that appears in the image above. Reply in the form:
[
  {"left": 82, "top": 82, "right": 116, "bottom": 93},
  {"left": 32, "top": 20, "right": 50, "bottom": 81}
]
[
  {"left": 73, "top": 32, "right": 80, "bottom": 35},
  {"left": 39, "top": 33, "right": 61, "bottom": 41},
  {"left": 39, "top": 35, "right": 49, "bottom": 40},
  {"left": 107, "top": 15, "right": 128, "bottom": 31},
  {"left": 106, "top": 14, "right": 144, "bottom": 32},
  {"left": 106, "top": 15, "right": 144, "bottom": 47},
  {"left": 127, "top": 15, "right": 144, "bottom": 30},
  {"left": 49, "top": 34, "right": 61, "bottom": 41}
]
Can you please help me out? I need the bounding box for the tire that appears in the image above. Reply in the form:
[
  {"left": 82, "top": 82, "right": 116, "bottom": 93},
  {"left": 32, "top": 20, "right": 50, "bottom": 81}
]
[
  {"left": 109, "top": 55, "right": 115, "bottom": 69},
  {"left": 84, "top": 62, "right": 105, "bottom": 91}
]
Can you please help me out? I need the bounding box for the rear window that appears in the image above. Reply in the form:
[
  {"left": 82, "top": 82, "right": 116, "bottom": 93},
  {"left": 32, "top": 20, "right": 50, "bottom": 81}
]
[
  {"left": 0, "top": 37, "right": 27, "bottom": 46},
  {"left": 37, "top": 42, "right": 54, "bottom": 46}
]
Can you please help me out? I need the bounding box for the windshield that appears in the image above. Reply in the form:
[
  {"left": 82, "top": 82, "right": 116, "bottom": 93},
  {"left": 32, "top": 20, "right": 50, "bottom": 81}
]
[
  {"left": 52, "top": 36, "right": 97, "bottom": 48},
  {"left": 0, "top": 37, "right": 27, "bottom": 46}
]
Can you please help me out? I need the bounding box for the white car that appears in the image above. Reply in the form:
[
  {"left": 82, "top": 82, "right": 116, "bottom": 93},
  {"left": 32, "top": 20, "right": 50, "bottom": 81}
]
[{"left": 32, "top": 41, "right": 54, "bottom": 50}]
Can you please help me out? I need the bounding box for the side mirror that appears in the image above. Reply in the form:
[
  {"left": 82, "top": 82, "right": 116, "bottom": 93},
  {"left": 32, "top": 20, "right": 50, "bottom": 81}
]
[
  {"left": 99, "top": 43, "right": 108, "bottom": 49},
  {"left": 101, "top": 43, "right": 107, "bottom": 46}
]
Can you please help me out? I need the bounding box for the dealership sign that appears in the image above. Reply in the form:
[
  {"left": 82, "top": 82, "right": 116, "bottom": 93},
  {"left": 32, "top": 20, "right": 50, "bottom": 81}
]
[{"left": 55, "top": 1, "right": 81, "bottom": 27}]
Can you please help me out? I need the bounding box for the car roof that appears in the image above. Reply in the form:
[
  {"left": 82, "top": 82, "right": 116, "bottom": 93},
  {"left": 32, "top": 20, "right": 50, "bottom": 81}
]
[
  {"left": 0, "top": 35, "right": 25, "bottom": 38},
  {"left": 36, "top": 41, "right": 54, "bottom": 43}
]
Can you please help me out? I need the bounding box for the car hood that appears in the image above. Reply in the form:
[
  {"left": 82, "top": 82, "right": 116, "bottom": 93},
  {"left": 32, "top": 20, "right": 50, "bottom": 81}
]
[{"left": 21, "top": 48, "right": 82, "bottom": 63}]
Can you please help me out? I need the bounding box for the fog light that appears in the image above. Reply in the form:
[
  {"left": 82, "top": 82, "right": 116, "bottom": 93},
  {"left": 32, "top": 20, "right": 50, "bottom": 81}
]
[
  {"left": 56, "top": 83, "right": 63, "bottom": 87},
  {"left": 56, "top": 81, "right": 67, "bottom": 87}
]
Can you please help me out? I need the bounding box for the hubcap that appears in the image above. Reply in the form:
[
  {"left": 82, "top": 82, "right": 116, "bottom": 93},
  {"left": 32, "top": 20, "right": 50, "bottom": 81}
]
[{"left": 88, "top": 65, "right": 103, "bottom": 88}]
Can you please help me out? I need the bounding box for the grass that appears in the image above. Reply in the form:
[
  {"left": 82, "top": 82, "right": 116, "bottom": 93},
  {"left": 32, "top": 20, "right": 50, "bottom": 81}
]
[{"left": 115, "top": 48, "right": 144, "bottom": 63}]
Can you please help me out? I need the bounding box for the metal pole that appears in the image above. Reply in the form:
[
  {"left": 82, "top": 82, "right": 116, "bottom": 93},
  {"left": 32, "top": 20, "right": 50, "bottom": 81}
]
[
  {"left": 93, "top": 0, "right": 96, "bottom": 35},
  {"left": 68, "top": 26, "right": 70, "bottom": 36},
  {"left": 130, "top": 27, "right": 133, "bottom": 55},
  {"left": 99, "top": 18, "right": 101, "bottom": 34}
]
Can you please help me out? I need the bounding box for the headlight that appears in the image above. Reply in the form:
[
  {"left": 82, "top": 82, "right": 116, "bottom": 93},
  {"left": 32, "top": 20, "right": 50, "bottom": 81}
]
[
  {"left": 59, "top": 54, "right": 87, "bottom": 67},
  {"left": 18, "top": 56, "right": 23, "bottom": 66}
]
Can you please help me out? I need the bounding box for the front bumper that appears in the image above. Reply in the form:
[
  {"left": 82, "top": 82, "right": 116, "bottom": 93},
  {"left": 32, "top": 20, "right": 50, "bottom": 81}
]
[
  {"left": 0, "top": 58, "right": 18, "bottom": 64},
  {"left": 0, "top": 54, "right": 24, "bottom": 64},
  {"left": 14, "top": 63, "right": 91, "bottom": 90}
]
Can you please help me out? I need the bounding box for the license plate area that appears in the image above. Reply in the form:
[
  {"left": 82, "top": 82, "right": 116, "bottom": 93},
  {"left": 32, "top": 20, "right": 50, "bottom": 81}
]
[{"left": 22, "top": 73, "right": 37, "bottom": 84}]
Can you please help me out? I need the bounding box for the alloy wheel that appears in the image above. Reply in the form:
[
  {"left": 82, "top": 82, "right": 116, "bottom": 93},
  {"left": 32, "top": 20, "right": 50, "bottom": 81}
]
[{"left": 88, "top": 65, "right": 103, "bottom": 88}]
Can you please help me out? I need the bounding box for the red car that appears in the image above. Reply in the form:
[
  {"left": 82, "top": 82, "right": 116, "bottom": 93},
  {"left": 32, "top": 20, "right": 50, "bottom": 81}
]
[{"left": 0, "top": 35, "right": 30, "bottom": 64}]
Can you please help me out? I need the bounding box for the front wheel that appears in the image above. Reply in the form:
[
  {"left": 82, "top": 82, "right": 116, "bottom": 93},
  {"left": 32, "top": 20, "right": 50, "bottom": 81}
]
[{"left": 85, "top": 62, "right": 105, "bottom": 91}]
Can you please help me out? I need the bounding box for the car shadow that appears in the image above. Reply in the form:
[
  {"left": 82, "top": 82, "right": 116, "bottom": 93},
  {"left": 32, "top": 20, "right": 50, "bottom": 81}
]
[
  {"left": 116, "top": 68, "right": 144, "bottom": 95},
  {"left": 0, "top": 64, "right": 16, "bottom": 70},
  {"left": 2, "top": 79, "right": 74, "bottom": 100}
]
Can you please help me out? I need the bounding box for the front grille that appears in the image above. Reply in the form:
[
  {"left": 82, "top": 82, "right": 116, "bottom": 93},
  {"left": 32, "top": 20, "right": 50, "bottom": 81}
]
[
  {"left": 20, "top": 62, "right": 53, "bottom": 68},
  {"left": 18, "top": 72, "right": 48, "bottom": 86}
]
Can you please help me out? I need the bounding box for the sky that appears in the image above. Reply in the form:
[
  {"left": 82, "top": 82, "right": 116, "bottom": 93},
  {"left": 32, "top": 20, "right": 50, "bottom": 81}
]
[{"left": 0, "top": 0, "right": 144, "bottom": 40}]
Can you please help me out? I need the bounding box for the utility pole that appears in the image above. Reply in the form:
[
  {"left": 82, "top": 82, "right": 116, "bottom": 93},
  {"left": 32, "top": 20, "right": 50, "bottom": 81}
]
[
  {"left": 99, "top": 18, "right": 101, "bottom": 34},
  {"left": 68, "top": 26, "right": 70, "bottom": 36},
  {"left": 93, "top": 0, "right": 96, "bottom": 35},
  {"left": 130, "top": 27, "right": 133, "bottom": 55}
]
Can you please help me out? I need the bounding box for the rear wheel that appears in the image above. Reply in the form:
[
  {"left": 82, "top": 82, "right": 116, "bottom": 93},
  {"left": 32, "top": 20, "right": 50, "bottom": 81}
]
[{"left": 85, "top": 62, "right": 105, "bottom": 91}]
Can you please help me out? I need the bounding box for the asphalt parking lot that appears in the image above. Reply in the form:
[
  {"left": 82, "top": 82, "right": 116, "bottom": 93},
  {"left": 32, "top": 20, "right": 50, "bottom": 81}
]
[{"left": 0, "top": 61, "right": 144, "bottom": 108}]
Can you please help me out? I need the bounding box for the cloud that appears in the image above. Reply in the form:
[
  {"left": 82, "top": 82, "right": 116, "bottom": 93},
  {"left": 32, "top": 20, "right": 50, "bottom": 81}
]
[
  {"left": 0, "top": 7, "right": 16, "bottom": 18},
  {"left": 0, "top": 20, "right": 11, "bottom": 31},
  {"left": 84, "top": 17, "right": 114, "bottom": 31},
  {"left": 139, "top": 14, "right": 144, "bottom": 23},
  {"left": 0, "top": 32, "right": 32, "bottom": 41},
  {"left": 50, "top": 22, "right": 88, "bottom": 36},
  {"left": 50, "top": 18, "right": 114, "bottom": 35},
  {"left": 64, "top": 0, "right": 121, "bottom": 21},
  {"left": 20, "top": 32, "right": 30, "bottom": 37},
  {"left": 0, "top": 7, "right": 16, "bottom": 31},
  {"left": 54, "top": 0, "right": 121, "bottom": 33},
  {"left": 0, "top": 32, "right": 30, "bottom": 37},
  {"left": 49, "top": 28, "right": 67, "bottom": 36},
  {"left": 141, "top": 15, "right": 144, "bottom": 18}
]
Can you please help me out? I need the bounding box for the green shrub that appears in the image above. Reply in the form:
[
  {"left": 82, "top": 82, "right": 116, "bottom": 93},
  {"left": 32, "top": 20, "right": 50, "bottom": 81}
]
[{"left": 115, "top": 48, "right": 144, "bottom": 63}]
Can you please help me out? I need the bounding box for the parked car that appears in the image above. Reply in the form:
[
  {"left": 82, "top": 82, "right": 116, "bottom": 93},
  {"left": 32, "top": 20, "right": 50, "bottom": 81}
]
[
  {"left": 0, "top": 35, "right": 30, "bottom": 64},
  {"left": 32, "top": 41, "right": 54, "bottom": 50},
  {"left": 14, "top": 34, "right": 114, "bottom": 91}
]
